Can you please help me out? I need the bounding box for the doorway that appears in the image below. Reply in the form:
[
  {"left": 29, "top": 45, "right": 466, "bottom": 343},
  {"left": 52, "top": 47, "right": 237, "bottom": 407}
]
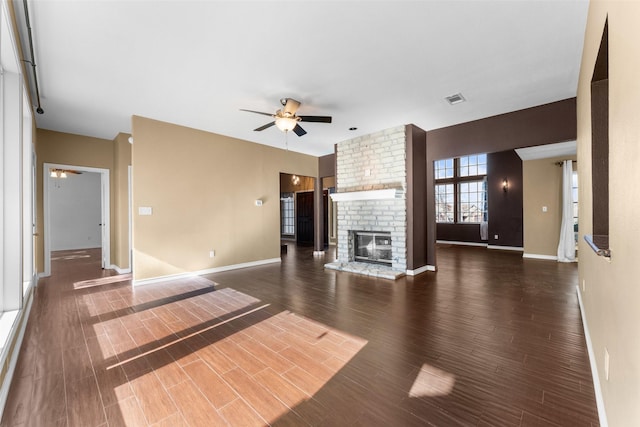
[
  {"left": 296, "top": 191, "right": 314, "bottom": 246},
  {"left": 43, "top": 163, "right": 110, "bottom": 276}
]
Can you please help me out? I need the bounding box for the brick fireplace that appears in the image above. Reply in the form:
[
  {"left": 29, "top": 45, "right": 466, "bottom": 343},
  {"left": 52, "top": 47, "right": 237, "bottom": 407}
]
[{"left": 325, "top": 126, "right": 408, "bottom": 279}]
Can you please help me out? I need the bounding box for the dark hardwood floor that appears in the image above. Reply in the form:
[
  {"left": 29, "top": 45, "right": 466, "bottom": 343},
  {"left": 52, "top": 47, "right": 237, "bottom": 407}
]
[{"left": 1, "top": 244, "right": 599, "bottom": 426}]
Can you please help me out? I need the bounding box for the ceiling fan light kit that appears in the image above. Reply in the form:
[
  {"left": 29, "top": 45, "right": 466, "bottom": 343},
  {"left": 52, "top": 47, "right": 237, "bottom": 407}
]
[
  {"left": 241, "top": 98, "right": 332, "bottom": 137},
  {"left": 275, "top": 116, "right": 298, "bottom": 132}
]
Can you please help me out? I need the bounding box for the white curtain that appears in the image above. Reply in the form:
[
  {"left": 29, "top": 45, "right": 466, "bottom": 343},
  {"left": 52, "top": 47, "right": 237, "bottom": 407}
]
[{"left": 557, "top": 160, "right": 576, "bottom": 262}]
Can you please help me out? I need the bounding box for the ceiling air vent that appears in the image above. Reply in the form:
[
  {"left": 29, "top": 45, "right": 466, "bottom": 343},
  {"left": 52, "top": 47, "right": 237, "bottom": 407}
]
[{"left": 445, "top": 93, "right": 466, "bottom": 105}]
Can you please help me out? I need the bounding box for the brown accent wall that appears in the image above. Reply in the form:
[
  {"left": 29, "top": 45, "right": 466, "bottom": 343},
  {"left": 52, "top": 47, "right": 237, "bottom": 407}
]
[
  {"left": 436, "top": 223, "right": 484, "bottom": 243},
  {"left": 406, "top": 124, "right": 427, "bottom": 269},
  {"left": 487, "top": 150, "right": 523, "bottom": 248},
  {"left": 35, "top": 129, "right": 115, "bottom": 273},
  {"left": 425, "top": 98, "right": 577, "bottom": 266}
]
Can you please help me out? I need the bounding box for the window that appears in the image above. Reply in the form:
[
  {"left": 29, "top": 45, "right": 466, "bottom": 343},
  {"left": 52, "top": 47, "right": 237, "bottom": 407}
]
[
  {"left": 280, "top": 193, "right": 295, "bottom": 236},
  {"left": 435, "top": 154, "right": 487, "bottom": 224},
  {"left": 435, "top": 183, "right": 454, "bottom": 223}
]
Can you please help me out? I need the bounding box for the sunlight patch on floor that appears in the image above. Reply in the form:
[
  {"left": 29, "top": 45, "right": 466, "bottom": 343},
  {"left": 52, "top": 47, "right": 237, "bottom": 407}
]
[
  {"left": 74, "top": 273, "right": 132, "bottom": 289},
  {"left": 409, "top": 363, "right": 456, "bottom": 397}
]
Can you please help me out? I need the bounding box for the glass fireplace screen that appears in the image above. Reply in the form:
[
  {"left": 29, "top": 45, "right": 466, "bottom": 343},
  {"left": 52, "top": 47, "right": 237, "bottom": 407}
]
[{"left": 354, "top": 231, "right": 392, "bottom": 265}]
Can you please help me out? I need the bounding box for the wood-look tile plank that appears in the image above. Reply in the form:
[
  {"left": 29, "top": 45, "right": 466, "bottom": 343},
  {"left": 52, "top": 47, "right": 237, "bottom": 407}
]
[
  {"left": 104, "top": 396, "right": 148, "bottom": 427},
  {"left": 222, "top": 367, "right": 299, "bottom": 424},
  {"left": 166, "top": 380, "right": 227, "bottom": 427},
  {"left": 218, "top": 397, "right": 266, "bottom": 426},
  {"left": 279, "top": 346, "right": 335, "bottom": 383},
  {"left": 66, "top": 374, "right": 106, "bottom": 427},
  {"left": 239, "top": 338, "right": 295, "bottom": 374},
  {"left": 195, "top": 342, "right": 237, "bottom": 374},
  {"left": 30, "top": 373, "right": 67, "bottom": 423},
  {"left": 215, "top": 339, "right": 267, "bottom": 375},
  {"left": 149, "top": 412, "right": 189, "bottom": 427},
  {"left": 144, "top": 348, "right": 188, "bottom": 389},
  {"left": 129, "top": 373, "right": 178, "bottom": 424},
  {"left": 182, "top": 360, "right": 238, "bottom": 409},
  {"left": 253, "top": 367, "right": 308, "bottom": 408}
]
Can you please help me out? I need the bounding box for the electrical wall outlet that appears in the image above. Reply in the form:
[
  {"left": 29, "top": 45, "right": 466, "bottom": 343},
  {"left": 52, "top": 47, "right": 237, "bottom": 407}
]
[
  {"left": 209, "top": 250, "right": 215, "bottom": 258},
  {"left": 604, "top": 347, "right": 610, "bottom": 381},
  {"left": 494, "top": 234, "right": 499, "bottom": 240}
]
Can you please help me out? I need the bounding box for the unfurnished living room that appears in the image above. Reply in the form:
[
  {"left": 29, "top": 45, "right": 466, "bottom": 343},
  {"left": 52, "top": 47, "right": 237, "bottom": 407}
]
[{"left": 0, "top": 0, "right": 638, "bottom": 426}]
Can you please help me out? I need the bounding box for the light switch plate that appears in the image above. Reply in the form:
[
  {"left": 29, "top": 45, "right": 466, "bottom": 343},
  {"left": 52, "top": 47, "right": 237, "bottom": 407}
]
[{"left": 138, "top": 206, "right": 152, "bottom": 215}]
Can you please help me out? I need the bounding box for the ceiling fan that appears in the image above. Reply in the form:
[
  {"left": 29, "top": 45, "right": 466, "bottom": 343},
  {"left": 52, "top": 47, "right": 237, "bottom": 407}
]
[{"left": 240, "top": 98, "right": 332, "bottom": 136}]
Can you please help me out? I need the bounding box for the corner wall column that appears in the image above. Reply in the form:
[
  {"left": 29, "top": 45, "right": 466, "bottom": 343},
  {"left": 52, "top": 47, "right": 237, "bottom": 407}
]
[{"left": 313, "top": 177, "right": 324, "bottom": 254}]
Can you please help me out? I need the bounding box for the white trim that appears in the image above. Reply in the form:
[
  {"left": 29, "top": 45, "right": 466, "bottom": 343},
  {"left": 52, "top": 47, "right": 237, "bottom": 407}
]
[
  {"left": 522, "top": 253, "right": 558, "bottom": 260},
  {"left": 487, "top": 245, "right": 524, "bottom": 252},
  {"left": 128, "top": 165, "right": 133, "bottom": 274},
  {"left": 133, "top": 257, "right": 282, "bottom": 287},
  {"left": 436, "top": 240, "right": 488, "bottom": 248},
  {"left": 313, "top": 251, "right": 325, "bottom": 256},
  {"left": 330, "top": 188, "right": 403, "bottom": 202},
  {"left": 43, "top": 163, "right": 110, "bottom": 276},
  {"left": 0, "top": 288, "right": 34, "bottom": 421},
  {"left": 515, "top": 140, "right": 576, "bottom": 161},
  {"left": 111, "top": 265, "right": 132, "bottom": 274},
  {"left": 406, "top": 264, "right": 436, "bottom": 276},
  {"left": 576, "top": 285, "right": 609, "bottom": 427}
]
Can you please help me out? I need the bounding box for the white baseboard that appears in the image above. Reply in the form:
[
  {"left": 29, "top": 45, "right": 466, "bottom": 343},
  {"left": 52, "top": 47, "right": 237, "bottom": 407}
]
[
  {"left": 313, "top": 251, "right": 325, "bottom": 256},
  {"left": 576, "top": 285, "right": 608, "bottom": 427},
  {"left": 0, "top": 289, "right": 34, "bottom": 421},
  {"left": 133, "top": 257, "right": 282, "bottom": 287},
  {"left": 436, "top": 240, "right": 488, "bottom": 248},
  {"left": 487, "top": 245, "right": 524, "bottom": 252},
  {"left": 522, "top": 253, "right": 558, "bottom": 261},
  {"left": 111, "top": 265, "right": 132, "bottom": 274},
  {"left": 406, "top": 264, "right": 436, "bottom": 276}
]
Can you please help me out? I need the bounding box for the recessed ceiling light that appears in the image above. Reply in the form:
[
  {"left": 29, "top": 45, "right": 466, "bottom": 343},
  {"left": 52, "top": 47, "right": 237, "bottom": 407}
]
[
  {"left": 445, "top": 93, "right": 466, "bottom": 105},
  {"left": 349, "top": 127, "right": 357, "bottom": 131}
]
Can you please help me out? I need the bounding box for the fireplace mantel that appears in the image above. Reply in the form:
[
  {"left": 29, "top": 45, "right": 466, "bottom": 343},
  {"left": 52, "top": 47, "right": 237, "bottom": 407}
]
[{"left": 329, "top": 188, "right": 404, "bottom": 202}]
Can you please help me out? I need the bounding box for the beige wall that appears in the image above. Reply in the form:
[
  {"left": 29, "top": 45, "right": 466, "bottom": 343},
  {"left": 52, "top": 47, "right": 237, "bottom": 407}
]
[
  {"left": 131, "top": 116, "right": 318, "bottom": 281},
  {"left": 578, "top": 1, "right": 640, "bottom": 425},
  {"left": 113, "top": 133, "right": 132, "bottom": 269},
  {"left": 523, "top": 156, "right": 576, "bottom": 257},
  {"left": 35, "top": 129, "right": 115, "bottom": 272}
]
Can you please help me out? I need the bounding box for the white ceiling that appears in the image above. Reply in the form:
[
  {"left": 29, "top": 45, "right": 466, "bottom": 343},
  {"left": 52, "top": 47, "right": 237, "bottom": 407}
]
[{"left": 20, "top": 0, "right": 589, "bottom": 157}]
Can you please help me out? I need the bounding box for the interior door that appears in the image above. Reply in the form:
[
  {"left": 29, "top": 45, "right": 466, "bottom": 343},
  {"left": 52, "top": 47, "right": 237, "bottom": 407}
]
[{"left": 296, "top": 191, "right": 314, "bottom": 246}]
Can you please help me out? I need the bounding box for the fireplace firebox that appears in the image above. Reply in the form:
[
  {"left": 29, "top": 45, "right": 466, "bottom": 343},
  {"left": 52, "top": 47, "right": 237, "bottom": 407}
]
[{"left": 353, "top": 231, "right": 392, "bottom": 265}]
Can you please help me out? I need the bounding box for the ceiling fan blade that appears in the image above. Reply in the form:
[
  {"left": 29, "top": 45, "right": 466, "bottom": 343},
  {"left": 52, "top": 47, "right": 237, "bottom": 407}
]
[
  {"left": 240, "top": 109, "right": 274, "bottom": 117},
  {"left": 292, "top": 124, "right": 307, "bottom": 137},
  {"left": 298, "top": 115, "right": 332, "bottom": 123},
  {"left": 254, "top": 121, "right": 275, "bottom": 131},
  {"left": 282, "top": 98, "right": 301, "bottom": 116}
]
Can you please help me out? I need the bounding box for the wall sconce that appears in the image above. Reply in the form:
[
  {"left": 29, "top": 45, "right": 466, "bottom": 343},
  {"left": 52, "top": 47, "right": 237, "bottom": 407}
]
[{"left": 502, "top": 178, "right": 509, "bottom": 192}]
